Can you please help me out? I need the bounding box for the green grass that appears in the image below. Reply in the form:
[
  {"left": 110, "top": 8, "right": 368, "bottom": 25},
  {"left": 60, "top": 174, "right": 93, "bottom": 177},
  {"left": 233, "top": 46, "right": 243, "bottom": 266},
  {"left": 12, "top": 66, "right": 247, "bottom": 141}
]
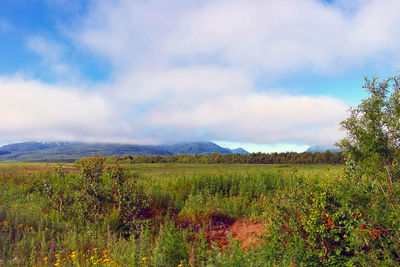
[{"left": 0, "top": 161, "right": 398, "bottom": 266}]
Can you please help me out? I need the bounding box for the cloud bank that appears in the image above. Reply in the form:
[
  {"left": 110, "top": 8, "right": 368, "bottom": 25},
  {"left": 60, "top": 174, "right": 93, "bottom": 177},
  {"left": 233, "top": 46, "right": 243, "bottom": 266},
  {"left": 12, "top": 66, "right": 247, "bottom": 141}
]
[{"left": 2, "top": 0, "right": 400, "bottom": 147}]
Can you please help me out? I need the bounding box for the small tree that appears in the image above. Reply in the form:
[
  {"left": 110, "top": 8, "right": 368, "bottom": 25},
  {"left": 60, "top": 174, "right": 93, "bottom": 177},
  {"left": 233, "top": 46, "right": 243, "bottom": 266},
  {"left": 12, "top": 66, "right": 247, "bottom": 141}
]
[{"left": 337, "top": 74, "right": 400, "bottom": 214}]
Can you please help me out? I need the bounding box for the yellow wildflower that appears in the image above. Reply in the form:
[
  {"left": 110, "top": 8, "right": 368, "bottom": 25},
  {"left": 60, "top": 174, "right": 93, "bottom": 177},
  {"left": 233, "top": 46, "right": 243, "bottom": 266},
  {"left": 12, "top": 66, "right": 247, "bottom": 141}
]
[
  {"left": 43, "top": 257, "right": 48, "bottom": 262},
  {"left": 3, "top": 221, "right": 8, "bottom": 226},
  {"left": 178, "top": 264, "right": 183, "bottom": 267},
  {"left": 142, "top": 257, "right": 148, "bottom": 261},
  {"left": 93, "top": 248, "right": 99, "bottom": 252},
  {"left": 18, "top": 224, "right": 23, "bottom": 228},
  {"left": 90, "top": 256, "right": 95, "bottom": 260},
  {"left": 54, "top": 262, "right": 60, "bottom": 266}
]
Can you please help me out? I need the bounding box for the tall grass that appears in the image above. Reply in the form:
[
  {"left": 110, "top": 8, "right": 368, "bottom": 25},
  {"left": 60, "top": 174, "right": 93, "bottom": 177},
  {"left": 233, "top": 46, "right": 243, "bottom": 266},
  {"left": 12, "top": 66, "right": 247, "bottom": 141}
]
[{"left": 0, "top": 161, "right": 398, "bottom": 266}]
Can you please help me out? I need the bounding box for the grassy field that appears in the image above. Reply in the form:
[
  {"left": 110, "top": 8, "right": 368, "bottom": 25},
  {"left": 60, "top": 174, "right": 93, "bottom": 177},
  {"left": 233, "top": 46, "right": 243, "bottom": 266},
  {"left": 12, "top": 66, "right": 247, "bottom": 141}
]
[{"left": 0, "top": 161, "right": 397, "bottom": 266}]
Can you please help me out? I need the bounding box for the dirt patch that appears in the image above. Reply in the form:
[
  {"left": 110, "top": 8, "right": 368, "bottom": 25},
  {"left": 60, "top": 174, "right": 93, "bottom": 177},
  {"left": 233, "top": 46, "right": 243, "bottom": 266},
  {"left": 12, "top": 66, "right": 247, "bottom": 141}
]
[
  {"left": 190, "top": 220, "right": 266, "bottom": 250},
  {"left": 229, "top": 221, "right": 265, "bottom": 249}
]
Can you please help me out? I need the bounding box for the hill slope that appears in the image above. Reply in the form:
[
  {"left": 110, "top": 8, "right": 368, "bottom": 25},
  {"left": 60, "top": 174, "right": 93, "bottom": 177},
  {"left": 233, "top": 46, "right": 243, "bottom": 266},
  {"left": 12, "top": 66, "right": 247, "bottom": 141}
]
[{"left": 0, "top": 141, "right": 249, "bottom": 162}]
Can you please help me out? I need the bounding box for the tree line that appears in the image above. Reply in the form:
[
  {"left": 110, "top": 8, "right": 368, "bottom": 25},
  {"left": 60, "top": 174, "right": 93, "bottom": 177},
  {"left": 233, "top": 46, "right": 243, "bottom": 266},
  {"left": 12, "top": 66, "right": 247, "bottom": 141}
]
[{"left": 104, "top": 150, "right": 345, "bottom": 164}]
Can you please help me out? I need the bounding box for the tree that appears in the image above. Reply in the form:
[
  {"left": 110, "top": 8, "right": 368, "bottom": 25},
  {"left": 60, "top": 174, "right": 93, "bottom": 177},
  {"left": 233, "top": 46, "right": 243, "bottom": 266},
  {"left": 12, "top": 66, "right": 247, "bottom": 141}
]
[{"left": 337, "top": 74, "right": 400, "bottom": 213}]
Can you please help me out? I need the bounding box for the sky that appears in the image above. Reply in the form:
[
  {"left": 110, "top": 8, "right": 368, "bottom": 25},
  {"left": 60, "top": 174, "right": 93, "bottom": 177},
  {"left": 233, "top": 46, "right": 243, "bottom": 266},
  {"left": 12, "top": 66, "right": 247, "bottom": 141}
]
[{"left": 0, "top": 0, "right": 399, "bottom": 153}]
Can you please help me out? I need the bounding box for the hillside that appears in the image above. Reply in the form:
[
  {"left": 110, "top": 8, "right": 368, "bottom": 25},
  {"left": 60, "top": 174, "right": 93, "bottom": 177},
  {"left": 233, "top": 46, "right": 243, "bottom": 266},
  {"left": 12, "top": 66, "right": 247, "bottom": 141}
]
[
  {"left": 0, "top": 141, "right": 248, "bottom": 162},
  {"left": 306, "top": 145, "right": 342, "bottom": 153}
]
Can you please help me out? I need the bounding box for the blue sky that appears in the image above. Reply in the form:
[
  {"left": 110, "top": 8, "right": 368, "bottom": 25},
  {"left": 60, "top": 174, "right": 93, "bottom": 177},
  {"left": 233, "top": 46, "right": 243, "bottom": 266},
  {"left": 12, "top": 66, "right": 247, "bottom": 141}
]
[{"left": 0, "top": 0, "right": 399, "bottom": 152}]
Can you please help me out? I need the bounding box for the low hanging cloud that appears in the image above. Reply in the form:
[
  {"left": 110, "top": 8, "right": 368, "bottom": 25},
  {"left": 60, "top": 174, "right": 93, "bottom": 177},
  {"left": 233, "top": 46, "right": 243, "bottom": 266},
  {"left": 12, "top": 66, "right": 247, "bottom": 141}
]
[
  {"left": 0, "top": 77, "right": 129, "bottom": 143},
  {"left": 110, "top": 66, "right": 348, "bottom": 145},
  {"left": 145, "top": 93, "right": 348, "bottom": 144},
  {"left": 3, "top": 0, "right": 400, "bottom": 146}
]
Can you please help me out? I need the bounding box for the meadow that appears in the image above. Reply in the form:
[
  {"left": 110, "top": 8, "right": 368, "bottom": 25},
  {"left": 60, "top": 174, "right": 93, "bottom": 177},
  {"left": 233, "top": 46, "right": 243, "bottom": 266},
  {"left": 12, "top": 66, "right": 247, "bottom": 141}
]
[{"left": 0, "top": 160, "right": 398, "bottom": 266}]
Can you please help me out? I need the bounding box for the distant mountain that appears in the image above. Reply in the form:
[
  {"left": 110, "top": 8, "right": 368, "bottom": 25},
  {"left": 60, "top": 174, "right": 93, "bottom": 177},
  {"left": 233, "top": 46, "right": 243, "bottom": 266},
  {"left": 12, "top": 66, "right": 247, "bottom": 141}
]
[
  {"left": 0, "top": 141, "right": 249, "bottom": 162},
  {"left": 164, "top": 142, "right": 232, "bottom": 155},
  {"left": 0, "top": 141, "right": 68, "bottom": 153},
  {"left": 228, "top": 148, "right": 250, "bottom": 155},
  {"left": 306, "top": 145, "right": 342, "bottom": 153}
]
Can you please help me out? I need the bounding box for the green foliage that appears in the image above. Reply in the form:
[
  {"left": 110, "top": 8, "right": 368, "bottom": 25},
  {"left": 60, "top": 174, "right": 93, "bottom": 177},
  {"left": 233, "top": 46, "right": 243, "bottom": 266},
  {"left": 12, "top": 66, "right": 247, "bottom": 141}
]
[
  {"left": 152, "top": 222, "right": 189, "bottom": 266},
  {"left": 337, "top": 74, "right": 400, "bottom": 181},
  {"left": 1, "top": 158, "right": 399, "bottom": 265},
  {"left": 110, "top": 151, "right": 345, "bottom": 165},
  {"left": 334, "top": 73, "right": 400, "bottom": 264}
]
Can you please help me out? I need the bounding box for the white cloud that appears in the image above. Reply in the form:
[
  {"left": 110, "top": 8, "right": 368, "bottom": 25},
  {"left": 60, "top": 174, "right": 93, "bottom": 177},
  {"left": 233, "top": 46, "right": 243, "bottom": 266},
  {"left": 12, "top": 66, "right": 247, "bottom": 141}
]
[
  {"left": 0, "top": 76, "right": 135, "bottom": 143},
  {"left": 5, "top": 0, "right": 400, "bottom": 147},
  {"left": 144, "top": 92, "right": 348, "bottom": 145},
  {"left": 26, "top": 36, "right": 81, "bottom": 82},
  {"left": 75, "top": 0, "right": 400, "bottom": 74}
]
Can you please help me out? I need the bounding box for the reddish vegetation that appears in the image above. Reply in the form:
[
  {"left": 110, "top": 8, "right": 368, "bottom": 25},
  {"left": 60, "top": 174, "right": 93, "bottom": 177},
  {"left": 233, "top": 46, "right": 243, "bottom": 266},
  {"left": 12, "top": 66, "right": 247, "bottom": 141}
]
[{"left": 65, "top": 169, "right": 77, "bottom": 174}]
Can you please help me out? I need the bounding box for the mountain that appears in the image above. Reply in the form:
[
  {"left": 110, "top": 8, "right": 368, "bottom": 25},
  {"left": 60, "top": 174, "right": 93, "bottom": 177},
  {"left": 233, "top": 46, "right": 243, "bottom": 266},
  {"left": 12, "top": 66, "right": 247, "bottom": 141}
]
[
  {"left": 0, "top": 141, "right": 249, "bottom": 162},
  {"left": 0, "top": 141, "right": 67, "bottom": 153},
  {"left": 306, "top": 145, "right": 342, "bottom": 153},
  {"left": 228, "top": 147, "right": 249, "bottom": 155},
  {"left": 164, "top": 142, "right": 232, "bottom": 155}
]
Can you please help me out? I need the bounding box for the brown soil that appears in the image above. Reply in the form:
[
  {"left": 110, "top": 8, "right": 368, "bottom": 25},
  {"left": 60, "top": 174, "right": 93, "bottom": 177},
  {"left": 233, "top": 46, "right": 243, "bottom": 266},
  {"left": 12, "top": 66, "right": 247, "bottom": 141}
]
[
  {"left": 229, "top": 221, "right": 265, "bottom": 249},
  {"left": 194, "top": 220, "right": 266, "bottom": 250}
]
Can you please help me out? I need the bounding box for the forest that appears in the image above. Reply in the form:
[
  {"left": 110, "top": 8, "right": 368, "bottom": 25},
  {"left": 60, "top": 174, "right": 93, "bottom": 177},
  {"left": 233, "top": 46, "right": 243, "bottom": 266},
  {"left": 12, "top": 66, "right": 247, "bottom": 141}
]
[{"left": 105, "top": 150, "right": 344, "bottom": 165}]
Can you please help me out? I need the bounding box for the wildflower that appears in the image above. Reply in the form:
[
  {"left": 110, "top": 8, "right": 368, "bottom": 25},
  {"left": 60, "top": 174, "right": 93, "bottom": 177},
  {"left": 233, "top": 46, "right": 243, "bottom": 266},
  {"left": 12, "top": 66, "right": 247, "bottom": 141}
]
[
  {"left": 55, "top": 254, "right": 60, "bottom": 258},
  {"left": 54, "top": 263, "right": 60, "bottom": 266},
  {"left": 43, "top": 257, "right": 49, "bottom": 262},
  {"left": 50, "top": 243, "right": 56, "bottom": 250},
  {"left": 142, "top": 257, "right": 148, "bottom": 261},
  {"left": 2, "top": 221, "right": 8, "bottom": 226},
  {"left": 90, "top": 256, "right": 95, "bottom": 260},
  {"left": 18, "top": 224, "right": 23, "bottom": 228},
  {"left": 93, "top": 248, "right": 99, "bottom": 252},
  {"left": 178, "top": 264, "right": 183, "bottom": 267}
]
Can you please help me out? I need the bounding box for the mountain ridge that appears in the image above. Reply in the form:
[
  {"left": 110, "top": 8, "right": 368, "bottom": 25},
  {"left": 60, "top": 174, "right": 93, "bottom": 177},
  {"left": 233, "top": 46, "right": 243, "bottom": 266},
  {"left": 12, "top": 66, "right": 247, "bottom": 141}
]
[
  {"left": 0, "top": 141, "right": 249, "bottom": 162},
  {"left": 306, "top": 145, "right": 342, "bottom": 153}
]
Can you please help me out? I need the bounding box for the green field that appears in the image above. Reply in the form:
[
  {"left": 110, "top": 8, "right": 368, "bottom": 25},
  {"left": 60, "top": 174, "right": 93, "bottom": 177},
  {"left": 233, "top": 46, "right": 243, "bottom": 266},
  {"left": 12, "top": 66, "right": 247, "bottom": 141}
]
[{"left": 0, "top": 161, "right": 398, "bottom": 266}]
